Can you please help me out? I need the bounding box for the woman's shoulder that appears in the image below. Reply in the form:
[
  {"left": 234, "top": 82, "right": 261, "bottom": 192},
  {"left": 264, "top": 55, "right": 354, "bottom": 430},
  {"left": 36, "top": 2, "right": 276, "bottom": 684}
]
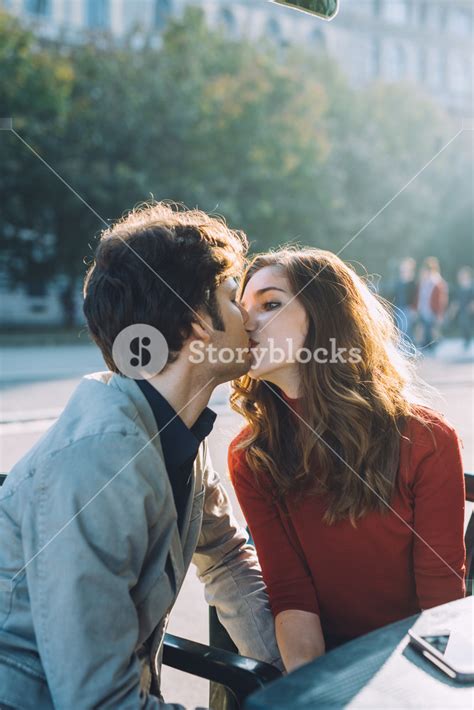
[
  {"left": 404, "top": 404, "right": 459, "bottom": 447},
  {"left": 400, "top": 404, "right": 462, "bottom": 476},
  {"left": 229, "top": 425, "right": 252, "bottom": 450},
  {"left": 227, "top": 426, "right": 274, "bottom": 492},
  {"left": 228, "top": 426, "right": 252, "bottom": 478}
]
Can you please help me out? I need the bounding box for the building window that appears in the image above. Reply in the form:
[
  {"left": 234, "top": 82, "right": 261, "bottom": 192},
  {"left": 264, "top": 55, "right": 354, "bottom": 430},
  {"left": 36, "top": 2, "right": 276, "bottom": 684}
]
[
  {"left": 384, "top": 0, "right": 408, "bottom": 24},
  {"left": 448, "top": 53, "right": 470, "bottom": 94},
  {"left": 86, "top": 0, "right": 109, "bottom": 28},
  {"left": 311, "top": 27, "right": 325, "bottom": 48},
  {"left": 429, "top": 50, "right": 445, "bottom": 90},
  {"left": 267, "top": 17, "right": 282, "bottom": 41},
  {"left": 219, "top": 7, "right": 237, "bottom": 35},
  {"left": 418, "top": 2, "right": 428, "bottom": 26},
  {"left": 386, "top": 43, "right": 407, "bottom": 80},
  {"left": 25, "top": 0, "right": 50, "bottom": 15},
  {"left": 418, "top": 48, "right": 427, "bottom": 82},
  {"left": 448, "top": 9, "right": 472, "bottom": 37},
  {"left": 368, "top": 37, "right": 380, "bottom": 78},
  {"left": 155, "top": 0, "right": 172, "bottom": 31}
]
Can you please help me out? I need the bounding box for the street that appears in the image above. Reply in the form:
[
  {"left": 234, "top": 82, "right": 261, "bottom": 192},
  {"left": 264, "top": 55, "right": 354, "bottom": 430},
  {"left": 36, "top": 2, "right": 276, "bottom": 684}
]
[{"left": 1, "top": 340, "right": 473, "bottom": 707}]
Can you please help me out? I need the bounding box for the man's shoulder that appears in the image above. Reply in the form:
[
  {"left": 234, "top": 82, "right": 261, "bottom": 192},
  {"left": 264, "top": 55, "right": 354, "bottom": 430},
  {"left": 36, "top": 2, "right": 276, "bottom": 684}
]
[
  {"left": 7, "top": 372, "right": 162, "bottom": 486},
  {"left": 38, "top": 374, "right": 143, "bottom": 451}
]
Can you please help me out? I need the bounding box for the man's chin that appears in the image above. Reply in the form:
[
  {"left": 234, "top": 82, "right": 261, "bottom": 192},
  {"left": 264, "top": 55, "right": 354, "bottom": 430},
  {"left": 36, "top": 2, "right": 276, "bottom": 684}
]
[
  {"left": 213, "top": 359, "right": 252, "bottom": 383},
  {"left": 232, "top": 359, "right": 252, "bottom": 379}
]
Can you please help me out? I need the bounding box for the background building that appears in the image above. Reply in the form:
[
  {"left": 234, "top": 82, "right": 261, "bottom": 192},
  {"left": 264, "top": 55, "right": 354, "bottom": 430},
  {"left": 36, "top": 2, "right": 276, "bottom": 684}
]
[{"left": 2, "top": 0, "right": 473, "bottom": 118}]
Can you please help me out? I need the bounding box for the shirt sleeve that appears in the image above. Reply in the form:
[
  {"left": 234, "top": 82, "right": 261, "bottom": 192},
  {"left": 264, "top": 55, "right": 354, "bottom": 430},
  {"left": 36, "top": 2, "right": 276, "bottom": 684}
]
[
  {"left": 228, "top": 441, "right": 320, "bottom": 618},
  {"left": 412, "top": 419, "right": 466, "bottom": 609},
  {"left": 192, "top": 440, "right": 282, "bottom": 669}
]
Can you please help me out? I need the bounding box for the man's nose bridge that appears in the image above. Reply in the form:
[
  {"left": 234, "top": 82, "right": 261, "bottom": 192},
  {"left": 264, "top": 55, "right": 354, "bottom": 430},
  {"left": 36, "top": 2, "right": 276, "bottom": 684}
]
[
  {"left": 240, "top": 304, "right": 250, "bottom": 325},
  {"left": 244, "top": 307, "right": 258, "bottom": 330}
]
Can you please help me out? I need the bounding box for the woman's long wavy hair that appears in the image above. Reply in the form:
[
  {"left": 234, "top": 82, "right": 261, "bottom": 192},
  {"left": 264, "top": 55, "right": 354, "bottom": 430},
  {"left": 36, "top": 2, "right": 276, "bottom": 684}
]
[{"left": 230, "top": 248, "right": 434, "bottom": 527}]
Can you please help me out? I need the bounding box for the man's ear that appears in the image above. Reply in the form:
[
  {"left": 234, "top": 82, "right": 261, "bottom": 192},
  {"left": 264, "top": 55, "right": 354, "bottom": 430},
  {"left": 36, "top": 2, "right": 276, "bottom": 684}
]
[{"left": 189, "top": 313, "right": 213, "bottom": 343}]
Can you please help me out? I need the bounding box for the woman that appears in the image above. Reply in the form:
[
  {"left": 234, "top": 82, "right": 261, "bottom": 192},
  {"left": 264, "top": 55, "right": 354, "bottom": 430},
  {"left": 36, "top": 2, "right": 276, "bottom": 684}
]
[{"left": 228, "top": 247, "right": 466, "bottom": 673}]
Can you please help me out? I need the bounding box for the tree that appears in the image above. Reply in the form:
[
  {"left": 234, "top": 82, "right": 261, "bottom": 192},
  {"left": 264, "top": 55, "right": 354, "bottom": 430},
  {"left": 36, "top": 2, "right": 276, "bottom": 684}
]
[
  {"left": 0, "top": 12, "right": 74, "bottom": 295},
  {"left": 0, "top": 6, "right": 471, "bottom": 325}
]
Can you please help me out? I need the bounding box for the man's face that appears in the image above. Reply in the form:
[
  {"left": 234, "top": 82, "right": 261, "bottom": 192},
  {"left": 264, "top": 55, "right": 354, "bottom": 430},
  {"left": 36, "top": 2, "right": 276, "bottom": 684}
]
[{"left": 195, "top": 277, "right": 252, "bottom": 382}]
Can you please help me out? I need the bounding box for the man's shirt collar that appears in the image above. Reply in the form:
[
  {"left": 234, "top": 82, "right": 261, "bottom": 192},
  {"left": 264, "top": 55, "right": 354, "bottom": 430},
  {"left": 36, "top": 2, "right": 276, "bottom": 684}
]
[{"left": 135, "top": 379, "right": 217, "bottom": 470}]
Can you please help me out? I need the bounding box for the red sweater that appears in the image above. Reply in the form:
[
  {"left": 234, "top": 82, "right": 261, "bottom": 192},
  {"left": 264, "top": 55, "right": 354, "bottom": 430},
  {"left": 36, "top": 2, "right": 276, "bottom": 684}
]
[{"left": 228, "top": 404, "right": 466, "bottom": 650}]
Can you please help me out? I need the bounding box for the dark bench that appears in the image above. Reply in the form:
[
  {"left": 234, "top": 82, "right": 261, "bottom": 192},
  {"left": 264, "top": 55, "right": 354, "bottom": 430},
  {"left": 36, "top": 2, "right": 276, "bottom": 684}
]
[{"left": 464, "top": 470, "right": 474, "bottom": 595}]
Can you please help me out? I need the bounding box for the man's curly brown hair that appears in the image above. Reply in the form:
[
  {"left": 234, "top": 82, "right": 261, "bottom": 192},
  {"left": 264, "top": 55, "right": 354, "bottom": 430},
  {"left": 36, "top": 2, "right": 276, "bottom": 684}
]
[{"left": 83, "top": 201, "right": 248, "bottom": 372}]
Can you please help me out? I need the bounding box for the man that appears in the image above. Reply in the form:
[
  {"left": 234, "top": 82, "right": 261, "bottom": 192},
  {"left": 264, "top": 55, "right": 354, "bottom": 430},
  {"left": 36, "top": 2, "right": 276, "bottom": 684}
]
[{"left": 0, "top": 202, "right": 281, "bottom": 709}]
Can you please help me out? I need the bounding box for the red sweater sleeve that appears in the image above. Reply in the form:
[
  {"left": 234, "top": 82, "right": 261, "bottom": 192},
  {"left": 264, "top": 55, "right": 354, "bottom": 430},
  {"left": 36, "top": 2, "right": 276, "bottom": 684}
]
[
  {"left": 228, "top": 435, "right": 320, "bottom": 618},
  {"left": 411, "top": 416, "right": 466, "bottom": 609}
]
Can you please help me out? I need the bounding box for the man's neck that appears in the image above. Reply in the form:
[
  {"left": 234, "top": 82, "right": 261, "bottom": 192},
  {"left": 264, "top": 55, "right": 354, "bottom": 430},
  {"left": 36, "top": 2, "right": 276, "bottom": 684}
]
[{"left": 146, "top": 365, "right": 216, "bottom": 430}]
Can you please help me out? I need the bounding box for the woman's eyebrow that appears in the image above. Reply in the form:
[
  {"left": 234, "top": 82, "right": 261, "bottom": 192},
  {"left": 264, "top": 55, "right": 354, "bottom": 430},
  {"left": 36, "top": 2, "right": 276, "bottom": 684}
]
[{"left": 255, "top": 287, "right": 287, "bottom": 295}]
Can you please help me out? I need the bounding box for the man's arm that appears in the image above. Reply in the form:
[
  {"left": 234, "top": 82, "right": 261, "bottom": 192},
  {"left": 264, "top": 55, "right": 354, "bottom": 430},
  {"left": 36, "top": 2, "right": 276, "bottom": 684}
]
[
  {"left": 23, "top": 431, "right": 183, "bottom": 709},
  {"left": 192, "top": 442, "right": 283, "bottom": 670}
]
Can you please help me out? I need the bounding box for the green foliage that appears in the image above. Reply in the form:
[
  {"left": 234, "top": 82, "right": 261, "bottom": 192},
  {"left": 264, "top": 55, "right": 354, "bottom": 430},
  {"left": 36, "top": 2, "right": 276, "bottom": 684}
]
[{"left": 0, "top": 7, "right": 471, "bottom": 298}]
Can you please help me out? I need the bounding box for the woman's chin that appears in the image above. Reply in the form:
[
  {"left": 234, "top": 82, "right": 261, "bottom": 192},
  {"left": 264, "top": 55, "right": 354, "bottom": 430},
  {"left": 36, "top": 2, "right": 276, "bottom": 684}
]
[
  {"left": 248, "top": 364, "right": 272, "bottom": 381},
  {"left": 247, "top": 366, "right": 263, "bottom": 380}
]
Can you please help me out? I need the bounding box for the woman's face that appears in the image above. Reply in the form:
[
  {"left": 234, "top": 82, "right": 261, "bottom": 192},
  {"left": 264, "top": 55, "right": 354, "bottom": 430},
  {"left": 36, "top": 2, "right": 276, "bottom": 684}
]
[{"left": 240, "top": 265, "right": 308, "bottom": 385}]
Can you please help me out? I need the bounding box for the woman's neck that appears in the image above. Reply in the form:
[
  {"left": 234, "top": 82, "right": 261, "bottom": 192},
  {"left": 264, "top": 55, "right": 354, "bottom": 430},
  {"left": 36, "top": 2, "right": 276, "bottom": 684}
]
[{"left": 261, "top": 373, "right": 301, "bottom": 401}]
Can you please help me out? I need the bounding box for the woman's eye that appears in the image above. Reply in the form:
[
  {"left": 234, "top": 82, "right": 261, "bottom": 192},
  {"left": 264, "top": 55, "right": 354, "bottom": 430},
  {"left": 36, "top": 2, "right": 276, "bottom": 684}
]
[{"left": 263, "top": 301, "right": 281, "bottom": 311}]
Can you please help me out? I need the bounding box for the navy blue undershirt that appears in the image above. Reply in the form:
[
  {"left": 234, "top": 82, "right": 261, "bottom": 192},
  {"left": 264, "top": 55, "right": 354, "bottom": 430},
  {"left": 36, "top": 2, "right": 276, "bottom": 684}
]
[{"left": 136, "top": 379, "right": 217, "bottom": 533}]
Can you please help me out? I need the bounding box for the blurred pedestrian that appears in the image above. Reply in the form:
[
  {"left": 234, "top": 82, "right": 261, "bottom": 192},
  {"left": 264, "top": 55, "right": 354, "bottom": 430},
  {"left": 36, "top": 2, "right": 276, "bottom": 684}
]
[
  {"left": 392, "top": 257, "right": 417, "bottom": 343},
  {"left": 416, "top": 257, "right": 448, "bottom": 352},
  {"left": 449, "top": 266, "right": 474, "bottom": 350}
]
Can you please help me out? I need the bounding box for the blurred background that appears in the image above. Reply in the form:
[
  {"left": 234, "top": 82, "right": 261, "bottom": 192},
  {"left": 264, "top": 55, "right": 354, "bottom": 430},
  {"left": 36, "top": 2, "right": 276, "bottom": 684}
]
[
  {"left": 0, "top": 0, "right": 472, "bottom": 332},
  {"left": 0, "top": 1, "right": 472, "bottom": 706}
]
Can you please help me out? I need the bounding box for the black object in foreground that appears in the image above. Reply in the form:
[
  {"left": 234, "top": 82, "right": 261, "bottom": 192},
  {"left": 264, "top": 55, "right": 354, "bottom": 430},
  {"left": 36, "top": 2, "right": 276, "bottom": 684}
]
[
  {"left": 244, "top": 597, "right": 474, "bottom": 710},
  {"left": 163, "top": 634, "right": 281, "bottom": 706},
  {"left": 269, "top": 0, "right": 339, "bottom": 20}
]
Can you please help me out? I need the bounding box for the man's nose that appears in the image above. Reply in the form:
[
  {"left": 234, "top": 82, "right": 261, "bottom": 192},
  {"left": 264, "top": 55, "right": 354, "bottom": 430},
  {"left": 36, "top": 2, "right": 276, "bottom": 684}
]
[
  {"left": 243, "top": 307, "right": 258, "bottom": 333},
  {"left": 238, "top": 302, "right": 250, "bottom": 326}
]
